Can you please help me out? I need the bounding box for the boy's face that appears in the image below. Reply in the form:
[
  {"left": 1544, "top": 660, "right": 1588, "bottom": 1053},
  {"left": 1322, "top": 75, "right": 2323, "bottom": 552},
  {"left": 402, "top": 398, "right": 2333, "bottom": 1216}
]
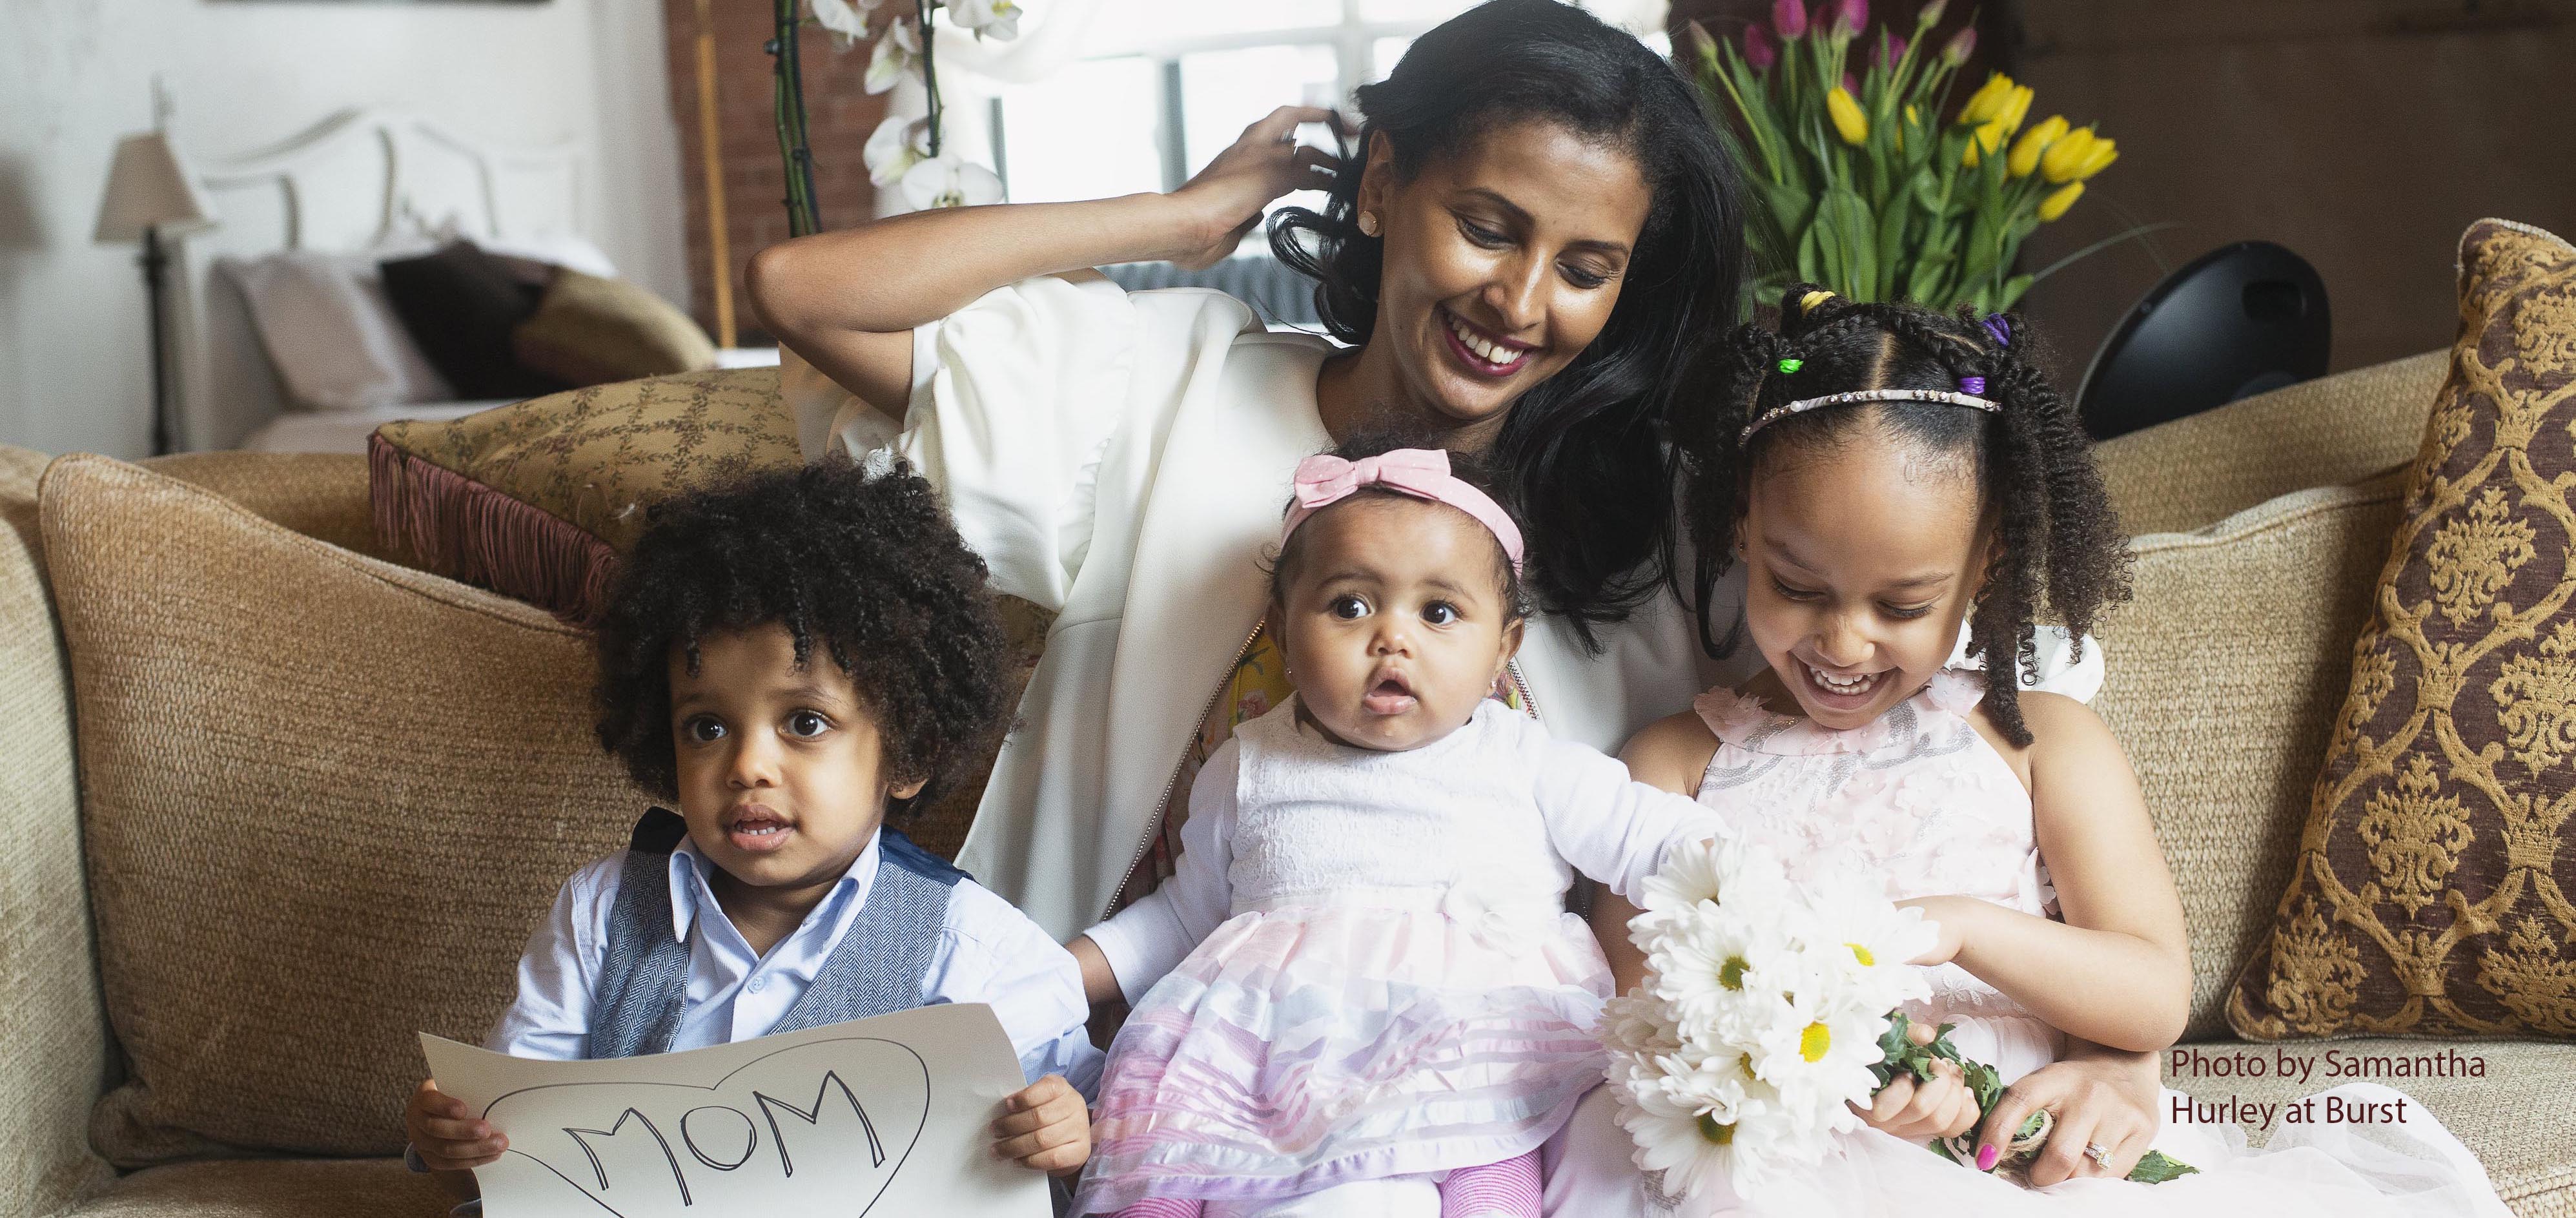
[{"left": 668, "top": 624, "right": 922, "bottom": 898}]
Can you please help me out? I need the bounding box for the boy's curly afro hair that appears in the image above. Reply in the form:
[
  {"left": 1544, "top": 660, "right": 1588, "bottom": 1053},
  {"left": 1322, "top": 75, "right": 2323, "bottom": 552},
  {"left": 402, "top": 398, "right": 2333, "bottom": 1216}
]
[{"left": 592, "top": 460, "right": 1012, "bottom": 815}]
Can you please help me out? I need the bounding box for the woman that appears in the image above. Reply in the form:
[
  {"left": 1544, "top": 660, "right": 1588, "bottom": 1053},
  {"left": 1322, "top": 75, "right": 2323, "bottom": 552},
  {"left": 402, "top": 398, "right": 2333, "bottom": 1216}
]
[{"left": 749, "top": 1, "right": 2158, "bottom": 1209}]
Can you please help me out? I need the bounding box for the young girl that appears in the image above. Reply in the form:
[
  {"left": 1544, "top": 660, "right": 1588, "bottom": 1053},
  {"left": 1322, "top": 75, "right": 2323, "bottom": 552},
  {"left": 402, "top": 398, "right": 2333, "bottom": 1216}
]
[
  {"left": 1066, "top": 443, "right": 1726, "bottom": 1218},
  {"left": 1610, "top": 287, "right": 2509, "bottom": 1214}
]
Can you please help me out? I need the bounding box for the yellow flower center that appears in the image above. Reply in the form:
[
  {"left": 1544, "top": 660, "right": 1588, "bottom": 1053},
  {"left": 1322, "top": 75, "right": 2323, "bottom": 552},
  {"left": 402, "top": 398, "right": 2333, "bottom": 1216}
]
[
  {"left": 1848, "top": 942, "right": 1874, "bottom": 966},
  {"left": 1801, "top": 1022, "right": 1832, "bottom": 1062},
  {"left": 1697, "top": 1113, "right": 1736, "bottom": 1145},
  {"left": 1719, "top": 956, "right": 1748, "bottom": 989}
]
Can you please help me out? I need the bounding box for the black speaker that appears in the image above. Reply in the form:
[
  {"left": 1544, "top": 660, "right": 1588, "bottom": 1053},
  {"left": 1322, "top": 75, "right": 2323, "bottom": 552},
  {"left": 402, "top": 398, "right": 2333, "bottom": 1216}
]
[{"left": 2076, "top": 240, "right": 2331, "bottom": 440}]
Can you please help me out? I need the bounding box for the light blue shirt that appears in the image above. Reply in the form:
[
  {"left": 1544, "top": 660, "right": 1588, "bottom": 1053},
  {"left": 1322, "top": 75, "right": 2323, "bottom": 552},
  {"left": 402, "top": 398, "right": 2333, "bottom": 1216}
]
[{"left": 486, "top": 829, "right": 1102, "bottom": 1095}]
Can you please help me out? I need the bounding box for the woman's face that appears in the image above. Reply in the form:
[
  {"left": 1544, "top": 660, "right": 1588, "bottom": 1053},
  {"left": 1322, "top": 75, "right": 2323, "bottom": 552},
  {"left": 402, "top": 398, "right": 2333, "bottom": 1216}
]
[{"left": 1358, "top": 118, "right": 1653, "bottom": 435}]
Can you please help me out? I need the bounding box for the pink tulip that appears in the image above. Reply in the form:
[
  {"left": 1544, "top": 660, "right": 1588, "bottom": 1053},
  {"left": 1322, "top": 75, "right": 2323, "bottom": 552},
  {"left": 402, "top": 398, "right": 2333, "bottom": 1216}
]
[
  {"left": 1843, "top": 71, "right": 1860, "bottom": 95},
  {"left": 1872, "top": 32, "right": 1908, "bottom": 67},
  {"left": 1832, "top": 0, "right": 1868, "bottom": 39},
  {"left": 1744, "top": 24, "right": 1778, "bottom": 72},
  {"left": 1772, "top": 0, "right": 1808, "bottom": 41},
  {"left": 1941, "top": 25, "right": 1977, "bottom": 65}
]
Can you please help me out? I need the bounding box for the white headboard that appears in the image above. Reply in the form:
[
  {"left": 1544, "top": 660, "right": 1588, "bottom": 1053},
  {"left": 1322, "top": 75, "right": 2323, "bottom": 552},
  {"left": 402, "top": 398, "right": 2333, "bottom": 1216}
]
[{"left": 172, "top": 107, "right": 589, "bottom": 450}]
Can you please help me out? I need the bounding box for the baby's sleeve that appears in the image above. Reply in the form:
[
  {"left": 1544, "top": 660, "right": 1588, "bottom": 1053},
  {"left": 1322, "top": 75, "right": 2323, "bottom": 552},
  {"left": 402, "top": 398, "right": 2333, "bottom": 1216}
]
[
  {"left": 1526, "top": 724, "right": 1727, "bottom": 902},
  {"left": 1080, "top": 738, "right": 1240, "bottom": 1006},
  {"left": 931, "top": 882, "right": 1105, "bottom": 1097},
  {"left": 482, "top": 855, "right": 621, "bottom": 1060},
  {"left": 815, "top": 274, "right": 1142, "bottom": 614}
]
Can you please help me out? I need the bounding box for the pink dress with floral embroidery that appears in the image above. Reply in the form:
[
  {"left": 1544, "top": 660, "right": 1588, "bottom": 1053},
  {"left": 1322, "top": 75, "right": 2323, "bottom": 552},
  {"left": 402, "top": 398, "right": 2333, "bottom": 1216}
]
[{"left": 1659, "top": 672, "right": 2511, "bottom": 1218}]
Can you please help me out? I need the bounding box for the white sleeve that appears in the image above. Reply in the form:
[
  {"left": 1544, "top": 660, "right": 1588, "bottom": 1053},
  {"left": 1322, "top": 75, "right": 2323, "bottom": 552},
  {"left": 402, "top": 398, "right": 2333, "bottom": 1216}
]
[
  {"left": 1526, "top": 725, "right": 1726, "bottom": 902},
  {"left": 482, "top": 856, "right": 619, "bottom": 1060},
  {"left": 831, "top": 275, "right": 1140, "bottom": 613},
  {"left": 1080, "top": 739, "right": 1240, "bottom": 1006},
  {"left": 1947, "top": 623, "right": 2103, "bottom": 703},
  {"left": 926, "top": 881, "right": 1107, "bottom": 1098}
]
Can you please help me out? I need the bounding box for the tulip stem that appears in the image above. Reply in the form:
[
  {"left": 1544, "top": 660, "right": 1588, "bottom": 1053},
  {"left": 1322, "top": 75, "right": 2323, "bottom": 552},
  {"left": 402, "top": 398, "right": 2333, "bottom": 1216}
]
[{"left": 2023, "top": 220, "right": 2183, "bottom": 289}]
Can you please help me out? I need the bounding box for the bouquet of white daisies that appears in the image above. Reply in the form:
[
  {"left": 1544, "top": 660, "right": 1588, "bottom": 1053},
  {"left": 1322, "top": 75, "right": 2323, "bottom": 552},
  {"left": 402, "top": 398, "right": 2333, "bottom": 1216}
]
[{"left": 1600, "top": 836, "right": 2194, "bottom": 1201}]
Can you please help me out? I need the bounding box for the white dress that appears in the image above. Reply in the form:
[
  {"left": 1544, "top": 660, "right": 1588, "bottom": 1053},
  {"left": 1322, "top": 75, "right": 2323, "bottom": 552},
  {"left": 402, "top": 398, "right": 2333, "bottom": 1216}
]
[
  {"left": 1076, "top": 698, "right": 1724, "bottom": 1213},
  {"left": 789, "top": 276, "right": 2105, "bottom": 943},
  {"left": 1637, "top": 674, "right": 2513, "bottom": 1218}
]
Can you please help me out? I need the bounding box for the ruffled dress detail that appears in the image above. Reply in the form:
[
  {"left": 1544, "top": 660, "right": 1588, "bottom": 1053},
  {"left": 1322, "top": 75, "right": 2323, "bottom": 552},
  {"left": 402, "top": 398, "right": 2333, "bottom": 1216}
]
[
  {"left": 1662, "top": 672, "right": 2511, "bottom": 1218},
  {"left": 1076, "top": 702, "right": 1620, "bottom": 1213}
]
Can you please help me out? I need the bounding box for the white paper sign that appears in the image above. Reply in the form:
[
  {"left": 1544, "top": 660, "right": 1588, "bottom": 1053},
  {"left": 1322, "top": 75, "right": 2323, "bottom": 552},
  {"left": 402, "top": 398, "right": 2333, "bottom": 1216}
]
[{"left": 420, "top": 1004, "right": 1048, "bottom": 1218}]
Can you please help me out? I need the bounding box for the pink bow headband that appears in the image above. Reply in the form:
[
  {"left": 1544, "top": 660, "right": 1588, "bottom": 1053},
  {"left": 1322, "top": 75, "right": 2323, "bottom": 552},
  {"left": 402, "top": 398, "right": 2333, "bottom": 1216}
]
[{"left": 1281, "top": 449, "right": 1525, "bottom": 572}]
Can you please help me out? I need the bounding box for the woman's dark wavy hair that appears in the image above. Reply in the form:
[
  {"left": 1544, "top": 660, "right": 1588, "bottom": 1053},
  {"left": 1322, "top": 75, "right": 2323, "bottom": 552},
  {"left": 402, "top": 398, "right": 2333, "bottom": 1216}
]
[
  {"left": 593, "top": 462, "right": 1013, "bottom": 815},
  {"left": 1269, "top": 0, "right": 1745, "bottom": 646},
  {"left": 1673, "top": 284, "right": 2134, "bottom": 746}
]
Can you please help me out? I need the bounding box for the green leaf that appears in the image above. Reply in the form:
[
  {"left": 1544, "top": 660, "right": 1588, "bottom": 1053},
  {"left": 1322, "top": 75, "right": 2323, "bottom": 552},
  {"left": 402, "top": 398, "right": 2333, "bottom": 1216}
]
[
  {"left": 1797, "top": 223, "right": 1823, "bottom": 284},
  {"left": 1876, "top": 195, "right": 1910, "bottom": 300},
  {"left": 1996, "top": 272, "right": 2034, "bottom": 311},
  {"left": 2127, "top": 1150, "right": 2201, "bottom": 1183},
  {"left": 1815, "top": 188, "right": 1877, "bottom": 300}
]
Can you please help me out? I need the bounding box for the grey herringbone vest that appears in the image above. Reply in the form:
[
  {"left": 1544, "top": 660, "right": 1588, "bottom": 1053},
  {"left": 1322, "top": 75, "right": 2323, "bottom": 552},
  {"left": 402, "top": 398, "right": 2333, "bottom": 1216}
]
[{"left": 583, "top": 808, "right": 963, "bottom": 1058}]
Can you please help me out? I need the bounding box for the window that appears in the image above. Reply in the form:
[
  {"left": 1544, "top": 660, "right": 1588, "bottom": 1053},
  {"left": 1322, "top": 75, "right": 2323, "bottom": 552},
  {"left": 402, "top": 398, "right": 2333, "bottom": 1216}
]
[{"left": 993, "top": 0, "right": 1487, "bottom": 218}]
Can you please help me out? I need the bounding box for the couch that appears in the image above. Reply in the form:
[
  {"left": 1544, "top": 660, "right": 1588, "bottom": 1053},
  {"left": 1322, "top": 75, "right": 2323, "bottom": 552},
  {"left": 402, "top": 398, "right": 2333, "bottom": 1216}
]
[{"left": 2, "top": 351, "right": 2568, "bottom": 1216}]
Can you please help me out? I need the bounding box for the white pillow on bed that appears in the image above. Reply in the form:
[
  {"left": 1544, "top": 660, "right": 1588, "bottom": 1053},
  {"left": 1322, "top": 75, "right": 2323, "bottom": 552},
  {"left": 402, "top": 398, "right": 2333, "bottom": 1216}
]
[{"left": 218, "top": 251, "right": 455, "bottom": 412}]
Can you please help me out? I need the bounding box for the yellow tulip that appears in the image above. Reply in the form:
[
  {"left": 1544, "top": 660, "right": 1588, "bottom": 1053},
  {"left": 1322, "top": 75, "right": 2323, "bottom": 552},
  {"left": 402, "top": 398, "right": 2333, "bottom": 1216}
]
[
  {"left": 1957, "top": 72, "right": 2016, "bottom": 125},
  {"left": 2041, "top": 127, "right": 2119, "bottom": 183},
  {"left": 2007, "top": 114, "right": 2066, "bottom": 177},
  {"left": 1992, "top": 85, "right": 2034, "bottom": 134},
  {"left": 2037, "top": 180, "right": 2084, "bottom": 221},
  {"left": 1826, "top": 87, "right": 1868, "bottom": 145},
  {"left": 1960, "top": 119, "right": 2007, "bottom": 167}
]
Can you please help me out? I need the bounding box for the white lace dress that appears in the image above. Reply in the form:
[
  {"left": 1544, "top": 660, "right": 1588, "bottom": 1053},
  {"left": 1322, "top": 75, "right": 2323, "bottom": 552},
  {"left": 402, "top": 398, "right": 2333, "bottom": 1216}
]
[{"left": 1666, "top": 671, "right": 2511, "bottom": 1217}]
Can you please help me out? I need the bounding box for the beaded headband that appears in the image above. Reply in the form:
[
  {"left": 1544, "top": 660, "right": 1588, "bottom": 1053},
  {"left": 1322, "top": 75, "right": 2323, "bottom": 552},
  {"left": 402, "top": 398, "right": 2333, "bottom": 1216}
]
[{"left": 1739, "top": 388, "right": 2001, "bottom": 444}]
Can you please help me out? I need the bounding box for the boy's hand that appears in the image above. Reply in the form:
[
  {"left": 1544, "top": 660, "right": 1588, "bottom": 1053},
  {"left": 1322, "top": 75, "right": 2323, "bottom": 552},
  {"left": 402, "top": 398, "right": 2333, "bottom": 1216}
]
[
  {"left": 407, "top": 1079, "right": 507, "bottom": 1171},
  {"left": 990, "top": 1075, "right": 1090, "bottom": 1176}
]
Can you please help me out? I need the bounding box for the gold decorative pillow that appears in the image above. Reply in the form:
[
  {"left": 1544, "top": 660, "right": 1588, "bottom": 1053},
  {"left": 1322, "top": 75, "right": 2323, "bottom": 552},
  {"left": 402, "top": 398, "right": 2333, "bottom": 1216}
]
[
  {"left": 371, "top": 366, "right": 798, "bottom": 621},
  {"left": 511, "top": 269, "right": 719, "bottom": 389},
  {"left": 2227, "top": 219, "right": 2576, "bottom": 1040}
]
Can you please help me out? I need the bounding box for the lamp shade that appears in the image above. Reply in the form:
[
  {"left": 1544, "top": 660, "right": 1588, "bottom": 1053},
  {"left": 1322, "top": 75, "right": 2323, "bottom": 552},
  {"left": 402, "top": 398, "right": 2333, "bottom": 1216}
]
[{"left": 94, "top": 131, "right": 218, "bottom": 243}]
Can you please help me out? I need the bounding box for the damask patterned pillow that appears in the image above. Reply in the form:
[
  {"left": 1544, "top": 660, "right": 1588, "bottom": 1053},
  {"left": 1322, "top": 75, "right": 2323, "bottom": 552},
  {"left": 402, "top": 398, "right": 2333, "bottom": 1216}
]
[{"left": 2227, "top": 219, "right": 2576, "bottom": 1040}]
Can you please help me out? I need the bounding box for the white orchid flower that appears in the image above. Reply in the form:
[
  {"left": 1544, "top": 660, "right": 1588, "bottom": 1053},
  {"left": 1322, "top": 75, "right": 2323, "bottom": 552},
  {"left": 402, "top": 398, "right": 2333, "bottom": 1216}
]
[
  {"left": 810, "top": 0, "right": 868, "bottom": 50},
  {"left": 864, "top": 16, "right": 921, "bottom": 94},
  {"left": 863, "top": 114, "right": 932, "bottom": 187},
  {"left": 949, "top": 0, "right": 1025, "bottom": 39},
  {"left": 900, "top": 151, "right": 1004, "bottom": 211}
]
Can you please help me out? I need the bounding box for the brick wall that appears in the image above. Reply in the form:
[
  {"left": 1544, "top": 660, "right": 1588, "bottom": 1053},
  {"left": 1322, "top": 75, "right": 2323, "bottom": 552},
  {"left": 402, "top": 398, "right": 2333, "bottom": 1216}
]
[{"left": 663, "top": 1, "right": 889, "bottom": 344}]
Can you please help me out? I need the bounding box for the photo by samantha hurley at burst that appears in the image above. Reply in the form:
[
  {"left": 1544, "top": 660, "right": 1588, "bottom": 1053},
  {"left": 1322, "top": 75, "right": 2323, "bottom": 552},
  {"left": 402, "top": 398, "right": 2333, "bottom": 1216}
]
[{"left": 2167, "top": 1046, "right": 2492, "bottom": 1130}]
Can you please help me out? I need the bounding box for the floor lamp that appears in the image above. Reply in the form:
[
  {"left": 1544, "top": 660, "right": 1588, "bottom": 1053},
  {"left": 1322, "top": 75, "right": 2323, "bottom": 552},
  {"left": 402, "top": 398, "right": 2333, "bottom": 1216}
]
[{"left": 94, "top": 130, "right": 216, "bottom": 456}]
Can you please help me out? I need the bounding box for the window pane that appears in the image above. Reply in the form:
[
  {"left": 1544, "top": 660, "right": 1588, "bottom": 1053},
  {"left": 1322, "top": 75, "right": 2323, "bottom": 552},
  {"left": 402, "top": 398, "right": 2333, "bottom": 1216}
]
[
  {"left": 1081, "top": 0, "right": 1340, "bottom": 55},
  {"left": 1358, "top": 0, "right": 1478, "bottom": 23},
  {"left": 1178, "top": 43, "right": 1342, "bottom": 252},
  {"left": 996, "top": 57, "right": 1165, "bottom": 205},
  {"left": 1370, "top": 36, "right": 1413, "bottom": 81}
]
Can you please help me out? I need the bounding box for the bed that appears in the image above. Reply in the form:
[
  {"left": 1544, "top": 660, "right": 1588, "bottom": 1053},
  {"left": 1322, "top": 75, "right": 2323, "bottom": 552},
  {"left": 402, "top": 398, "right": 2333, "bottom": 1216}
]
[{"left": 171, "top": 107, "right": 772, "bottom": 455}]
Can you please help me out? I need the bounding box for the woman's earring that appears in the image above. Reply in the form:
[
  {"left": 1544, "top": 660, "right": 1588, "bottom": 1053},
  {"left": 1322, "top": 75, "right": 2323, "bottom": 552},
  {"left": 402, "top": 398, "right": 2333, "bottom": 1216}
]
[{"left": 1357, "top": 211, "right": 1380, "bottom": 238}]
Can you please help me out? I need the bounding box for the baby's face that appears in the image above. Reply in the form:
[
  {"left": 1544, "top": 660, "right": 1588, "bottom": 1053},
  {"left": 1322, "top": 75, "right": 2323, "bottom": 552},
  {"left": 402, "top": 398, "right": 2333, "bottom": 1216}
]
[
  {"left": 1274, "top": 496, "right": 1522, "bottom": 752},
  {"left": 1739, "top": 430, "right": 1989, "bottom": 730},
  {"left": 667, "top": 624, "right": 922, "bottom": 898}
]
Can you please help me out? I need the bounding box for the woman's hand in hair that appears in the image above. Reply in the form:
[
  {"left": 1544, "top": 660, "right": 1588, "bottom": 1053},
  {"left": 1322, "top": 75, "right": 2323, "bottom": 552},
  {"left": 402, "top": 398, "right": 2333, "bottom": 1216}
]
[{"left": 1168, "top": 105, "right": 1345, "bottom": 270}]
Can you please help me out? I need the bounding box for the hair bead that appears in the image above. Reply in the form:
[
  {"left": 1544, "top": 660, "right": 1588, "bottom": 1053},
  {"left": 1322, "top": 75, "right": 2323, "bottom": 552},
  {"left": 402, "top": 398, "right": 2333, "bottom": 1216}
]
[
  {"left": 1959, "top": 375, "right": 1987, "bottom": 395},
  {"left": 1800, "top": 289, "right": 1837, "bottom": 313},
  {"left": 1777, "top": 358, "right": 1804, "bottom": 374}
]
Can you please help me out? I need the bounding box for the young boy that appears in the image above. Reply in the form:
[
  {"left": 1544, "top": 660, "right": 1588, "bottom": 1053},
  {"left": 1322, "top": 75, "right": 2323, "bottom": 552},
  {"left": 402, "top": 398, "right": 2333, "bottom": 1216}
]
[{"left": 405, "top": 463, "right": 1096, "bottom": 1196}]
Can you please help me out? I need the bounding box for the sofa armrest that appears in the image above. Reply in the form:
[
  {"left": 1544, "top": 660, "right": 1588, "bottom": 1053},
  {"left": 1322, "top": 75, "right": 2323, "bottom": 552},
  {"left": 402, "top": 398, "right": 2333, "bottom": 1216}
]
[
  {"left": 2094, "top": 350, "right": 2448, "bottom": 536},
  {"left": 0, "top": 448, "right": 114, "bottom": 1217}
]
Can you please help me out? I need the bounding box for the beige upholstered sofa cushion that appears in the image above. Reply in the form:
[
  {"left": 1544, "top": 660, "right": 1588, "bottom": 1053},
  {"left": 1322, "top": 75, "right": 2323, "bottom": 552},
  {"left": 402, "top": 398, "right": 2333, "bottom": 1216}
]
[
  {"left": 2094, "top": 473, "right": 2408, "bottom": 1040},
  {"left": 39, "top": 455, "right": 646, "bottom": 1165},
  {"left": 0, "top": 447, "right": 114, "bottom": 1216},
  {"left": 2095, "top": 350, "right": 2448, "bottom": 537},
  {"left": 138, "top": 451, "right": 394, "bottom": 565}
]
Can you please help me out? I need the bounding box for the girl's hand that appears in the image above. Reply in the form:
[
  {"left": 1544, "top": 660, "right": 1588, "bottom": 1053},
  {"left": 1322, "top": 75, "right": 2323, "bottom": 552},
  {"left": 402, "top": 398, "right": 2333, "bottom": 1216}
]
[
  {"left": 1854, "top": 1020, "right": 1981, "bottom": 1141},
  {"left": 992, "top": 1075, "right": 1092, "bottom": 1175},
  {"left": 1978, "top": 1049, "right": 2159, "bottom": 1183},
  {"left": 1897, "top": 895, "right": 1979, "bottom": 966},
  {"left": 405, "top": 1079, "right": 506, "bottom": 1171},
  {"left": 1166, "top": 106, "right": 1343, "bottom": 270}
]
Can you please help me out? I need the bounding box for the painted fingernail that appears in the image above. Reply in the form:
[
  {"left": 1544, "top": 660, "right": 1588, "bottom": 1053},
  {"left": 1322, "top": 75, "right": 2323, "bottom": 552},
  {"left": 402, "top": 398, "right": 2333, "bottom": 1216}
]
[{"left": 1976, "top": 1143, "right": 2000, "bottom": 1171}]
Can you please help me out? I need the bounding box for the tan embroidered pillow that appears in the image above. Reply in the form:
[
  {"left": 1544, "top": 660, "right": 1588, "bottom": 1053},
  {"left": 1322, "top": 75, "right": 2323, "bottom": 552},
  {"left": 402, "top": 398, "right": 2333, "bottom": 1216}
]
[
  {"left": 2227, "top": 218, "right": 2576, "bottom": 1040},
  {"left": 371, "top": 366, "right": 799, "bottom": 621}
]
